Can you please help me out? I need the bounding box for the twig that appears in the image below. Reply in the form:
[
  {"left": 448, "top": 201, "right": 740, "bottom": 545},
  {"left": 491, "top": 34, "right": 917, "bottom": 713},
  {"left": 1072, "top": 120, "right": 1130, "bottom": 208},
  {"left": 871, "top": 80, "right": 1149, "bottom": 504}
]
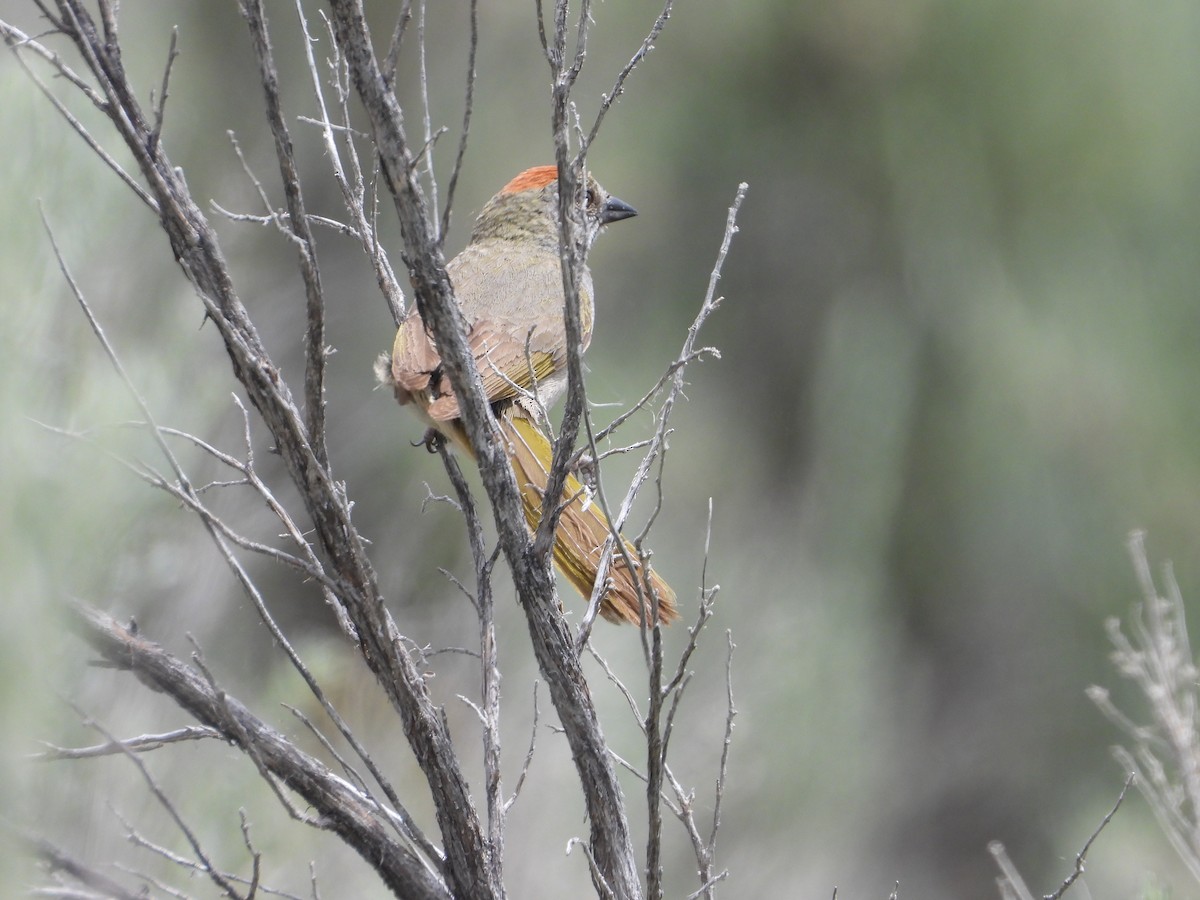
[
  {"left": 21, "top": 832, "right": 148, "bottom": 900},
  {"left": 581, "top": 1, "right": 673, "bottom": 156},
  {"left": 68, "top": 603, "right": 451, "bottom": 900},
  {"left": 708, "top": 631, "right": 736, "bottom": 855},
  {"left": 238, "top": 810, "right": 264, "bottom": 900},
  {"left": 436, "top": 438, "right": 505, "bottom": 883},
  {"left": 189, "top": 637, "right": 319, "bottom": 826},
  {"left": 384, "top": 0, "right": 414, "bottom": 84},
  {"left": 111, "top": 812, "right": 307, "bottom": 900},
  {"left": 683, "top": 871, "right": 730, "bottom": 900},
  {"left": 297, "top": 3, "right": 405, "bottom": 325},
  {"left": 33, "top": 726, "right": 221, "bottom": 760},
  {"left": 285, "top": 705, "right": 370, "bottom": 796},
  {"left": 416, "top": 0, "right": 439, "bottom": 233},
  {"left": 1042, "top": 773, "right": 1134, "bottom": 900},
  {"left": 68, "top": 700, "right": 246, "bottom": 898},
  {"left": 239, "top": 0, "right": 329, "bottom": 464},
  {"left": 586, "top": 349, "right": 718, "bottom": 448},
  {"left": 0, "top": 22, "right": 157, "bottom": 210},
  {"left": 503, "top": 683, "right": 541, "bottom": 815},
  {"left": 51, "top": 393, "right": 438, "bottom": 869},
  {"left": 147, "top": 26, "right": 178, "bottom": 154},
  {"left": 575, "top": 184, "right": 745, "bottom": 653},
  {"left": 646, "top": 600, "right": 668, "bottom": 899},
  {"left": 565, "top": 837, "right": 616, "bottom": 900},
  {"left": 438, "top": 0, "right": 478, "bottom": 244}
]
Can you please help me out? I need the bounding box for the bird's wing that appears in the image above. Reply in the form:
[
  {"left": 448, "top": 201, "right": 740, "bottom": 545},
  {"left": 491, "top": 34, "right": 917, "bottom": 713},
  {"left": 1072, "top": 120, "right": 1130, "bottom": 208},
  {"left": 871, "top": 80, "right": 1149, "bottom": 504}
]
[
  {"left": 390, "top": 314, "right": 442, "bottom": 400},
  {"left": 391, "top": 248, "right": 572, "bottom": 422},
  {"left": 422, "top": 323, "right": 562, "bottom": 421}
]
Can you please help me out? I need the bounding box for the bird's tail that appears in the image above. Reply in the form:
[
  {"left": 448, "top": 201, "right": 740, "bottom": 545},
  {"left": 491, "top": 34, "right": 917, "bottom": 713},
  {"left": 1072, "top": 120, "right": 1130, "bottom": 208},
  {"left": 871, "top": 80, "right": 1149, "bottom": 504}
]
[{"left": 499, "top": 413, "right": 678, "bottom": 625}]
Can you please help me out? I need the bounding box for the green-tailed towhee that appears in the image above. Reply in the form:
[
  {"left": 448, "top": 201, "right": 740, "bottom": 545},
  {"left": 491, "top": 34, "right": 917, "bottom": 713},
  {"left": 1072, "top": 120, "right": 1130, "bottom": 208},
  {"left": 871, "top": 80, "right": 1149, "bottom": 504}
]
[{"left": 379, "top": 165, "right": 677, "bottom": 625}]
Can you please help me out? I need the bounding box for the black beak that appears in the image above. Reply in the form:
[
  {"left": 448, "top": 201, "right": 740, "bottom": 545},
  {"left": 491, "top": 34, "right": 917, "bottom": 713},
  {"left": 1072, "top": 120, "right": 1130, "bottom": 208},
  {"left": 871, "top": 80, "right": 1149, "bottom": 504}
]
[{"left": 600, "top": 195, "right": 638, "bottom": 225}]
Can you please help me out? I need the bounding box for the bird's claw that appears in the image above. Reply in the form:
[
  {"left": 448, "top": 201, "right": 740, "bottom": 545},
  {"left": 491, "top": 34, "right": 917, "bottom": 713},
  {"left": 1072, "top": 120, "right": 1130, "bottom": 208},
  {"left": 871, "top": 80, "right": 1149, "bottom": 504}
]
[{"left": 411, "top": 428, "right": 444, "bottom": 453}]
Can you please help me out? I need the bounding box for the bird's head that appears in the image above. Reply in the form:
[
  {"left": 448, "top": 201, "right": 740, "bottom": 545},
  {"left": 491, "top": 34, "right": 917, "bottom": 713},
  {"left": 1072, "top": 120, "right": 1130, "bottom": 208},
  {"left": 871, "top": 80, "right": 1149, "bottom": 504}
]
[{"left": 469, "top": 165, "right": 637, "bottom": 252}]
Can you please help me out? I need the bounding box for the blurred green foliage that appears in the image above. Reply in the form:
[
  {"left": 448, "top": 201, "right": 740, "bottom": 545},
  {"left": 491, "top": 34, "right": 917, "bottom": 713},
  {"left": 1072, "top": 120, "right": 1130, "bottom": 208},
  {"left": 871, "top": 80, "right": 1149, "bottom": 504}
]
[{"left": 4, "top": 0, "right": 1200, "bottom": 896}]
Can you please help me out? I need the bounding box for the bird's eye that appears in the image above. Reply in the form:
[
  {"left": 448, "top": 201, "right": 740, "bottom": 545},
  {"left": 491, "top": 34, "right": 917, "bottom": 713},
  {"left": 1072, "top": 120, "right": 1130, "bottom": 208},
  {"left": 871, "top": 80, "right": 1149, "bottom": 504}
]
[{"left": 585, "top": 188, "right": 598, "bottom": 208}]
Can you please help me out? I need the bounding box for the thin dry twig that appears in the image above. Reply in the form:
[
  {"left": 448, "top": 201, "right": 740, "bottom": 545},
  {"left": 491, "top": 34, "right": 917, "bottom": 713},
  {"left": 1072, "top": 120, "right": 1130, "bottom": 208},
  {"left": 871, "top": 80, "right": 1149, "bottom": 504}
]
[
  {"left": 69, "top": 603, "right": 450, "bottom": 900},
  {"left": 238, "top": 810, "right": 264, "bottom": 900},
  {"left": 189, "top": 636, "right": 321, "bottom": 827},
  {"left": 41, "top": 376, "right": 439, "bottom": 868},
  {"left": 575, "top": 183, "right": 746, "bottom": 651},
  {"left": 435, "top": 437, "right": 505, "bottom": 884},
  {"left": 384, "top": 0, "right": 414, "bottom": 84},
  {"left": 1042, "top": 773, "right": 1134, "bottom": 900},
  {"left": 111, "top": 809, "right": 307, "bottom": 900},
  {"left": 68, "top": 700, "right": 245, "bottom": 899},
  {"left": 581, "top": 1, "right": 673, "bottom": 155},
  {"left": 0, "top": 21, "right": 157, "bottom": 210},
  {"left": 437, "top": 0, "right": 478, "bottom": 244},
  {"left": 503, "top": 683, "right": 542, "bottom": 815},
  {"left": 33, "top": 726, "right": 221, "bottom": 760},
  {"left": 21, "top": 832, "right": 150, "bottom": 900},
  {"left": 147, "top": 26, "right": 178, "bottom": 154},
  {"left": 239, "top": 0, "right": 329, "bottom": 464},
  {"left": 297, "top": 3, "right": 404, "bottom": 324},
  {"left": 709, "top": 630, "right": 736, "bottom": 855}
]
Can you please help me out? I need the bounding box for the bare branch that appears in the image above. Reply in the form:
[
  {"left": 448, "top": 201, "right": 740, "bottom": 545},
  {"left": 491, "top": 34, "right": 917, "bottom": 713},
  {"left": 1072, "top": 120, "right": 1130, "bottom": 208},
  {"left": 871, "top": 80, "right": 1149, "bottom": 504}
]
[
  {"left": 1043, "top": 773, "right": 1134, "bottom": 900},
  {"left": 33, "top": 726, "right": 221, "bottom": 760},
  {"left": 435, "top": 438, "right": 504, "bottom": 883},
  {"left": 11, "top": 3, "right": 744, "bottom": 897},
  {"left": 503, "top": 683, "right": 541, "bottom": 815},
  {"left": 68, "top": 603, "right": 451, "bottom": 900},
  {"left": 239, "top": 0, "right": 329, "bottom": 463},
  {"left": 286, "top": 704, "right": 370, "bottom": 796},
  {"left": 383, "top": 0, "right": 415, "bottom": 84},
  {"left": 69, "top": 700, "right": 246, "bottom": 898},
  {"left": 298, "top": 5, "right": 405, "bottom": 324},
  {"left": 565, "top": 837, "right": 616, "bottom": 900},
  {"left": 438, "top": 0, "right": 479, "bottom": 244},
  {"left": 575, "top": 185, "right": 745, "bottom": 652},
  {"left": 112, "top": 811, "right": 306, "bottom": 900},
  {"left": 416, "top": 0, "right": 439, "bottom": 233},
  {"left": 708, "top": 630, "right": 737, "bottom": 855},
  {"left": 238, "top": 810, "right": 264, "bottom": 900},
  {"left": 586, "top": 348, "right": 718, "bottom": 449},
  {"left": 683, "top": 871, "right": 730, "bottom": 900},
  {"left": 581, "top": 1, "right": 673, "bottom": 155},
  {"left": 41, "top": 382, "right": 438, "bottom": 869},
  {"left": 147, "top": 26, "right": 178, "bottom": 154},
  {"left": 22, "top": 832, "right": 149, "bottom": 900},
  {"left": 188, "top": 637, "right": 320, "bottom": 827},
  {"left": 0, "top": 23, "right": 156, "bottom": 210}
]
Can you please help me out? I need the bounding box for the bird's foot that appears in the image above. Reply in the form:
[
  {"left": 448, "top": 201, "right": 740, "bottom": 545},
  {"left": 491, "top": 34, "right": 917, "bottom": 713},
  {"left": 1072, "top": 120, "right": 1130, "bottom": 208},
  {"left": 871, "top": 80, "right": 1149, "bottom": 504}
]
[{"left": 412, "top": 428, "right": 444, "bottom": 453}]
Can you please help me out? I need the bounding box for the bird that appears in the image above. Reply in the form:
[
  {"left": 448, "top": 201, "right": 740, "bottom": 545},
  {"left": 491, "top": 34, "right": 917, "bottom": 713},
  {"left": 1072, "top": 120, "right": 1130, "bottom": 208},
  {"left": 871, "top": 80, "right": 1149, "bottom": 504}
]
[{"left": 378, "top": 165, "right": 678, "bottom": 625}]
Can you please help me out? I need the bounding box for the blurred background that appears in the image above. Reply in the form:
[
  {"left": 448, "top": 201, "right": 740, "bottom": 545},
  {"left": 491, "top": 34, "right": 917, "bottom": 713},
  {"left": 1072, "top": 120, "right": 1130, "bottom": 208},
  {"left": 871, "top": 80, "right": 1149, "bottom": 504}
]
[{"left": 3, "top": 1, "right": 1199, "bottom": 897}]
